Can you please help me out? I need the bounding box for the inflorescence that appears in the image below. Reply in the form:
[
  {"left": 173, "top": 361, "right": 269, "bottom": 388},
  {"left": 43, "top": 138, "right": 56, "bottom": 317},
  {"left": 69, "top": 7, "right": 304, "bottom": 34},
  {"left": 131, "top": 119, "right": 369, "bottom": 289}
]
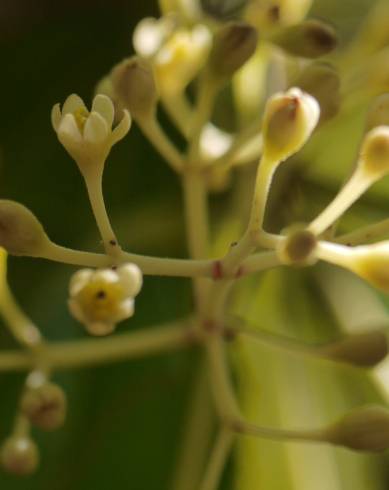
[{"left": 1, "top": 0, "right": 389, "bottom": 487}]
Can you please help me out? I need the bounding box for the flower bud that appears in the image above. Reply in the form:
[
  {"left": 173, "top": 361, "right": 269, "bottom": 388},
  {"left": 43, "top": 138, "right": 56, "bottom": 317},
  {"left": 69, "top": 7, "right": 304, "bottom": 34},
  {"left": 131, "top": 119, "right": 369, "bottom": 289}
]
[
  {"left": 359, "top": 126, "right": 389, "bottom": 179},
  {"left": 262, "top": 87, "right": 320, "bottom": 162},
  {"left": 209, "top": 22, "right": 258, "bottom": 79},
  {"left": 270, "top": 19, "right": 337, "bottom": 58},
  {"left": 0, "top": 436, "right": 39, "bottom": 475},
  {"left": 20, "top": 382, "right": 67, "bottom": 431},
  {"left": 320, "top": 331, "right": 388, "bottom": 368},
  {"left": 348, "top": 241, "right": 389, "bottom": 293},
  {"left": 327, "top": 405, "right": 389, "bottom": 452},
  {"left": 0, "top": 200, "right": 50, "bottom": 257},
  {"left": 111, "top": 57, "right": 158, "bottom": 119},
  {"left": 277, "top": 226, "right": 317, "bottom": 265},
  {"left": 366, "top": 94, "right": 389, "bottom": 132},
  {"left": 244, "top": 0, "right": 313, "bottom": 30},
  {"left": 292, "top": 62, "right": 340, "bottom": 123}
]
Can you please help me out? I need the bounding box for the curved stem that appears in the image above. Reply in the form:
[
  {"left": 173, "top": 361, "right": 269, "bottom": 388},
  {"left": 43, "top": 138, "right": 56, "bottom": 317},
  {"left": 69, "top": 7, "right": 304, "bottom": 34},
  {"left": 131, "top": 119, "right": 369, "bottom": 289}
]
[
  {"left": 0, "top": 321, "right": 195, "bottom": 372},
  {"left": 199, "top": 427, "right": 235, "bottom": 490},
  {"left": 83, "top": 166, "right": 120, "bottom": 258}
]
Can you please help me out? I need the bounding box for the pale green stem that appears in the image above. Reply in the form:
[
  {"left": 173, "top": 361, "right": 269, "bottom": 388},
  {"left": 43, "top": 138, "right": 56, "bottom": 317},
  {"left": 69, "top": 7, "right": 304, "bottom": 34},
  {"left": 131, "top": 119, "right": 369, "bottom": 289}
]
[
  {"left": 0, "top": 321, "right": 194, "bottom": 372},
  {"left": 240, "top": 251, "right": 281, "bottom": 275},
  {"left": 41, "top": 241, "right": 214, "bottom": 277},
  {"left": 137, "top": 116, "right": 184, "bottom": 173},
  {"left": 162, "top": 93, "right": 193, "bottom": 139},
  {"left": 189, "top": 76, "right": 219, "bottom": 163},
  {"left": 235, "top": 420, "right": 328, "bottom": 444},
  {"left": 205, "top": 336, "right": 241, "bottom": 422},
  {"left": 335, "top": 217, "right": 389, "bottom": 246},
  {"left": 83, "top": 165, "right": 121, "bottom": 258},
  {"left": 199, "top": 427, "right": 235, "bottom": 490},
  {"left": 12, "top": 414, "right": 31, "bottom": 438},
  {"left": 0, "top": 281, "right": 43, "bottom": 351},
  {"left": 172, "top": 359, "right": 215, "bottom": 490},
  {"left": 308, "top": 170, "right": 373, "bottom": 236},
  {"left": 182, "top": 170, "right": 211, "bottom": 312}
]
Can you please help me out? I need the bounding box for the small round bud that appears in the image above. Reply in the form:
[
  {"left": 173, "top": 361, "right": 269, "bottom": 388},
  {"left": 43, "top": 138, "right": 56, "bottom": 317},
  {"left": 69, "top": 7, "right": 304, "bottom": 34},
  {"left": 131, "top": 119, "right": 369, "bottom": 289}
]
[
  {"left": 321, "top": 331, "right": 388, "bottom": 368},
  {"left": 277, "top": 226, "right": 317, "bottom": 265},
  {"left": 366, "top": 94, "right": 389, "bottom": 131},
  {"left": 209, "top": 22, "right": 258, "bottom": 79},
  {"left": 111, "top": 57, "right": 158, "bottom": 119},
  {"left": 1, "top": 436, "right": 39, "bottom": 475},
  {"left": 262, "top": 87, "right": 320, "bottom": 162},
  {"left": 20, "top": 382, "right": 67, "bottom": 431},
  {"left": 327, "top": 405, "right": 389, "bottom": 452},
  {"left": 359, "top": 126, "right": 389, "bottom": 178},
  {"left": 270, "top": 20, "right": 337, "bottom": 59},
  {"left": 0, "top": 200, "right": 50, "bottom": 257},
  {"left": 293, "top": 62, "right": 340, "bottom": 123}
]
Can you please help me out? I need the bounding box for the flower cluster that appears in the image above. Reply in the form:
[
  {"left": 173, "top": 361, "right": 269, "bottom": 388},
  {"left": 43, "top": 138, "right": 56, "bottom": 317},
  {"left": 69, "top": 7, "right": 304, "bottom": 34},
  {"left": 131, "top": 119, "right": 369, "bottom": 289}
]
[{"left": 2, "top": 0, "right": 389, "bottom": 487}]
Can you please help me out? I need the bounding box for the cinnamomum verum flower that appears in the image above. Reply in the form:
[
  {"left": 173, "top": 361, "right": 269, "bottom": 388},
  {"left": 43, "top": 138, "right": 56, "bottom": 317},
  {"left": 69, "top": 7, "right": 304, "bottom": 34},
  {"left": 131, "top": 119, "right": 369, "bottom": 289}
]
[
  {"left": 51, "top": 94, "right": 131, "bottom": 170},
  {"left": 0, "top": 436, "right": 39, "bottom": 476},
  {"left": 68, "top": 264, "right": 143, "bottom": 336}
]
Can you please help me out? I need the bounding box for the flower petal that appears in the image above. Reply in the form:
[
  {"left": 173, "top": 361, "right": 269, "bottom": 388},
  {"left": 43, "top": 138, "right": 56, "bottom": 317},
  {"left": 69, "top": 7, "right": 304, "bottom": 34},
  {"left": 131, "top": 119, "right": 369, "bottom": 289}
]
[
  {"left": 62, "top": 94, "right": 87, "bottom": 116},
  {"left": 92, "top": 269, "right": 119, "bottom": 284},
  {"left": 92, "top": 94, "right": 114, "bottom": 128},
  {"left": 117, "top": 263, "right": 143, "bottom": 297},
  {"left": 69, "top": 269, "right": 93, "bottom": 297},
  {"left": 115, "top": 298, "right": 135, "bottom": 321},
  {"left": 85, "top": 321, "right": 116, "bottom": 336},
  {"left": 111, "top": 110, "right": 131, "bottom": 145},
  {"left": 68, "top": 298, "right": 86, "bottom": 324},
  {"left": 83, "top": 112, "right": 109, "bottom": 144},
  {"left": 51, "top": 103, "right": 62, "bottom": 132},
  {"left": 57, "top": 114, "right": 82, "bottom": 147}
]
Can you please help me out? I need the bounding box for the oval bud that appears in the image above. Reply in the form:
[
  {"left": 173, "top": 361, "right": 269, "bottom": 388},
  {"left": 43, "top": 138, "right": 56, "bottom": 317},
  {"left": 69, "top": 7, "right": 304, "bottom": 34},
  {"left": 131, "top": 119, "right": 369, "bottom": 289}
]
[
  {"left": 0, "top": 436, "right": 39, "bottom": 475},
  {"left": 293, "top": 62, "right": 340, "bottom": 123},
  {"left": 209, "top": 22, "right": 258, "bottom": 79},
  {"left": 20, "top": 382, "right": 67, "bottom": 431},
  {"left": 111, "top": 57, "right": 158, "bottom": 119},
  {"left": 366, "top": 94, "right": 389, "bottom": 131},
  {"left": 270, "top": 19, "right": 337, "bottom": 59},
  {"left": 277, "top": 226, "right": 317, "bottom": 265},
  {"left": 262, "top": 87, "right": 320, "bottom": 162},
  {"left": 320, "top": 331, "right": 388, "bottom": 368},
  {"left": 327, "top": 405, "right": 389, "bottom": 451},
  {"left": 0, "top": 200, "right": 49, "bottom": 257},
  {"left": 349, "top": 241, "right": 389, "bottom": 293},
  {"left": 359, "top": 126, "right": 389, "bottom": 178}
]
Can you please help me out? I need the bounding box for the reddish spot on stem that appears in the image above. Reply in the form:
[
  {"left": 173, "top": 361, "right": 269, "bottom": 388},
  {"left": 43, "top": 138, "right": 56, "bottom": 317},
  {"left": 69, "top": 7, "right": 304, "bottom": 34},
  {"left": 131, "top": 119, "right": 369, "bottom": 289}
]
[
  {"left": 235, "top": 266, "right": 244, "bottom": 278},
  {"left": 212, "top": 261, "right": 224, "bottom": 280}
]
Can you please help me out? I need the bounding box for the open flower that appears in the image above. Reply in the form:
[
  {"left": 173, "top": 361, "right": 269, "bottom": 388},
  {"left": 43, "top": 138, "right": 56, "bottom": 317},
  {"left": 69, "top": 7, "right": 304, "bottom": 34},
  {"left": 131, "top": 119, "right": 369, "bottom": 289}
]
[
  {"left": 51, "top": 94, "right": 131, "bottom": 171},
  {"left": 133, "top": 17, "right": 211, "bottom": 96},
  {"left": 68, "top": 264, "right": 142, "bottom": 336}
]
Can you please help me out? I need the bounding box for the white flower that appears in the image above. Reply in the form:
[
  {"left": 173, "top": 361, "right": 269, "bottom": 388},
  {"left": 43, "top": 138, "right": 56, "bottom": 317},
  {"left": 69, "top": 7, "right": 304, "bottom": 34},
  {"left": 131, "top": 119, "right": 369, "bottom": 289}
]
[
  {"left": 133, "top": 17, "right": 211, "bottom": 96},
  {"left": 68, "top": 263, "right": 143, "bottom": 336},
  {"left": 51, "top": 94, "right": 131, "bottom": 171}
]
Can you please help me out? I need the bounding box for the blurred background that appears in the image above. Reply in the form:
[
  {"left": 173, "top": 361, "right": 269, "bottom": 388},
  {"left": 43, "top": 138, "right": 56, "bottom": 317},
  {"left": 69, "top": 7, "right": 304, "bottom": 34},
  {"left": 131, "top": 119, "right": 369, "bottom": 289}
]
[{"left": 0, "top": 0, "right": 388, "bottom": 489}]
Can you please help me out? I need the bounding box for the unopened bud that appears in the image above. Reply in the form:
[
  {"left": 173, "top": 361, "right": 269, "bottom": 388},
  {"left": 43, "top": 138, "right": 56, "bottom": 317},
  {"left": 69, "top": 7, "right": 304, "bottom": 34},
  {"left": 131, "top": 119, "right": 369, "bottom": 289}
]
[
  {"left": 320, "top": 331, "right": 388, "bottom": 368},
  {"left": 366, "top": 94, "right": 389, "bottom": 132},
  {"left": 20, "top": 382, "right": 67, "bottom": 431},
  {"left": 349, "top": 241, "right": 389, "bottom": 293},
  {"left": 209, "top": 22, "right": 258, "bottom": 79},
  {"left": 0, "top": 200, "right": 50, "bottom": 257},
  {"left": 359, "top": 126, "right": 389, "bottom": 178},
  {"left": 1, "top": 436, "right": 39, "bottom": 475},
  {"left": 244, "top": 0, "right": 313, "bottom": 30},
  {"left": 270, "top": 19, "right": 337, "bottom": 59},
  {"left": 293, "top": 62, "right": 340, "bottom": 123},
  {"left": 111, "top": 57, "right": 158, "bottom": 119},
  {"left": 327, "top": 405, "right": 389, "bottom": 452},
  {"left": 262, "top": 87, "right": 320, "bottom": 162},
  {"left": 277, "top": 226, "right": 317, "bottom": 265}
]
